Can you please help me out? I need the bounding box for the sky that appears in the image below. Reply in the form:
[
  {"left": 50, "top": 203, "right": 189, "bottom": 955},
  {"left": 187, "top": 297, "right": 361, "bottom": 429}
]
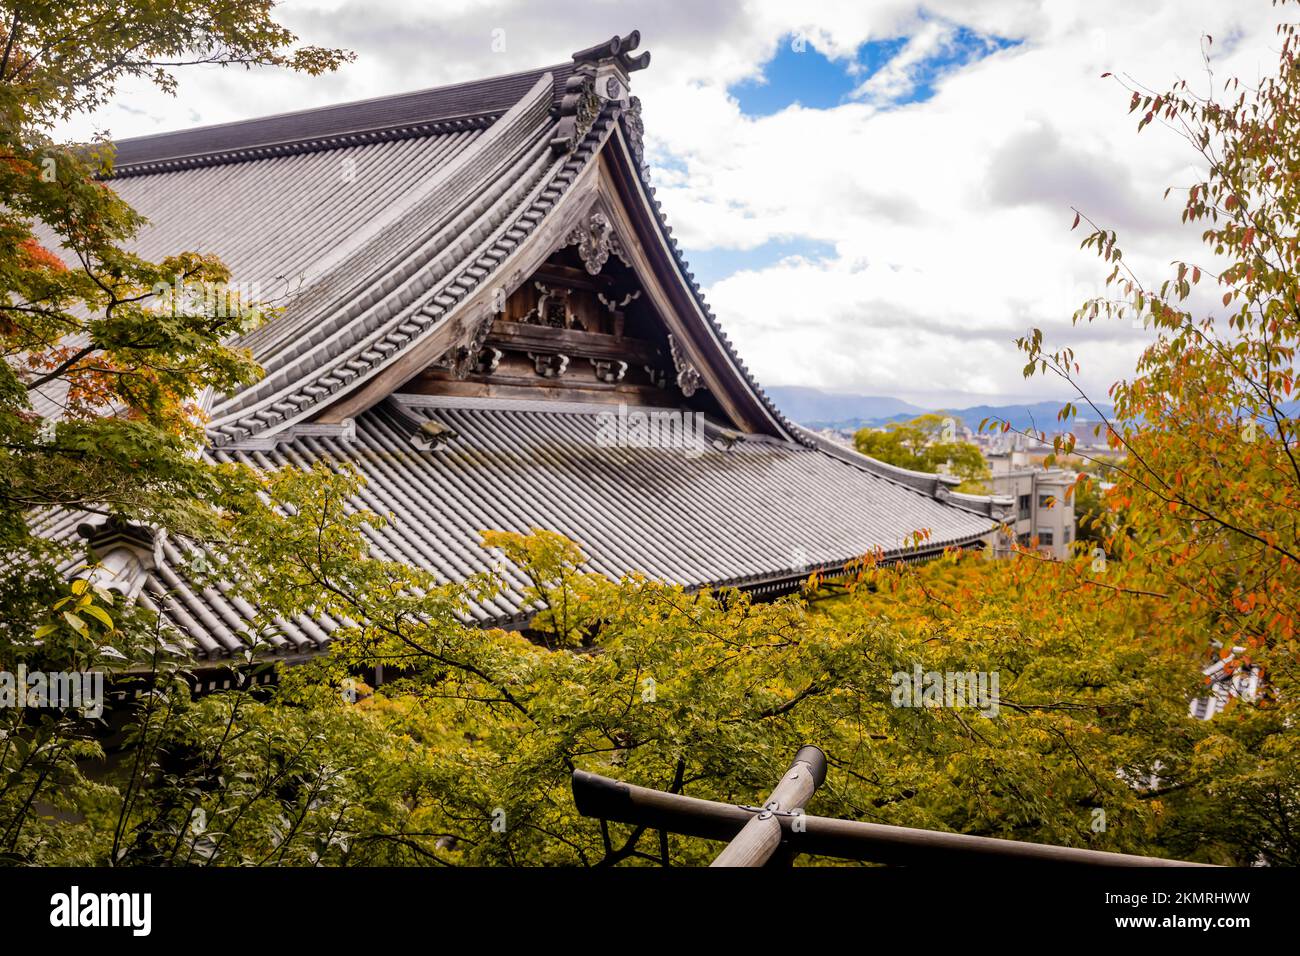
[{"left": 55, "top": 0, "right": 1287, "bottom": 408}]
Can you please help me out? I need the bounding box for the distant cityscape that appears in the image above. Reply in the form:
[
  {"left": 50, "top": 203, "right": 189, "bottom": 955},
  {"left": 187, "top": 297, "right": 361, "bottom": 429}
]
[{"left": 776, "top": 386, "right": 1125, "bottom": 562}]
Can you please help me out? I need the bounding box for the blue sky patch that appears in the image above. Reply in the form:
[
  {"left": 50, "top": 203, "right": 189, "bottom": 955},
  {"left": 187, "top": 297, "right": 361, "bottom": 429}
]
[
  {"left": 685, "top": 238, "right": 837, "bottom": 288},
  {"left": 731, "top": 26, "right": 1018, "bottom": 118},
  {"left": 730, "top": 40, "right": 872, "bottom": 115},
  {"left": 903, "top": 26, "right": 1019, "bottom": 103}
]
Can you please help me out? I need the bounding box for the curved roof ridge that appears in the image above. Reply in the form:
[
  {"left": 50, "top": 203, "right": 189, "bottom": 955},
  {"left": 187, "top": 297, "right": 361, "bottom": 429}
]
[
  {"left": 110, "top": 63, "right": 575, "bottom": 175},
  {"left": 206, "top": 101, "right": 620, "bottom": 447},
  {"left": 234, "top": 74, "right": 557, "bottom": 364},
  {"left": 792, "top": 423, "right": 1011, "bottom": 520}
]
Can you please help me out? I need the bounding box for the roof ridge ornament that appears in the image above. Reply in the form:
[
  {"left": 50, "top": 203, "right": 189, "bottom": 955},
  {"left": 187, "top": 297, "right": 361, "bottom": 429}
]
[
  {"left": 621, "top": 96, "right": 649, "bottom": 184},
  {"left": 414, "top": 418, "right": 459, "bottom": 451},
  {"left": 571, "top": 30, "right": 651, "bottom": 79},
  {"left": 76, "top": 515, "right": 166, "bottom": 601},
  {"left": 553, "top": 30, "right": 649, "bottom": 153}
]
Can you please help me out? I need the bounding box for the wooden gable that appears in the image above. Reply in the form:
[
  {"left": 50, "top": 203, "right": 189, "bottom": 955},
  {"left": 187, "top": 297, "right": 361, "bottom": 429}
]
[{"left": 398, "top": 211, "right": 728, "bottom": 421}]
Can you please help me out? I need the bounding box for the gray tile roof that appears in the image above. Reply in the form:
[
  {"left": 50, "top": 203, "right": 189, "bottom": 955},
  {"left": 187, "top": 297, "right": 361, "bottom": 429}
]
[
  {"left": 108, "top": 127, "right": 485, "bottom": 292},
  {"left": 110, "top": 65, "right": 575, "bottom": 174},
  {"left": 38, "top": 44, "right": 808, "bottom": 454},
  {"left": 202, "top": 81, "right": 621, "bottom": 448},
  {"left": 205, "top": 73, "right": 590, "bottom": 445},
  {"left": 33, "top": 68, "right": 602, "bottom": 446},
  {"left": 38, "top": 395, "right": 995, "bottom": 660},
  {"left": 23, "top": 36, "right": 1008, "bottom": 662},
  {"left": 190, "top": 395, "right": 993, "bottom": 658}
]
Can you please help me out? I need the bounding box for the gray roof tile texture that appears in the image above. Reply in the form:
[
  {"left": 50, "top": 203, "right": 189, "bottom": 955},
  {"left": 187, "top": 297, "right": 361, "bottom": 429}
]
[
  {"left": 195, "top": 396, "right": 992, "bottom": 658},
  {"left": 32, "top": 397, "right": 988, "bottom": 661},
  {"left": 108, "top": 128, "right": 483, "bottom": 290},
  {"left": 110, "top": 65, "right": 574, "bottom": 171}
]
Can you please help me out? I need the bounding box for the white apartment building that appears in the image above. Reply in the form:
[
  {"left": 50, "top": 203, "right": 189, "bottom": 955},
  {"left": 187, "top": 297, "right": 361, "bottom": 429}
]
[{"left": 985, "top": 450, "right": 1077, "bottom": 560}]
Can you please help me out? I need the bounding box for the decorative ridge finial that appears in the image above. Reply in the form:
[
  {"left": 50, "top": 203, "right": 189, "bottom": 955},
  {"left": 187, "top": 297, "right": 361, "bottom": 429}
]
[
  {"left": 571, "top": 30, "right": 650, "bottom": 74},
  {"left": 77, "top": 514, "right": 159, "bottom": 556},
  {"left": 552, "top": 30, "right": 649, "bottom": 152},
  {"left": 572, "top": 35, "right": 622, "bottom": 63}
]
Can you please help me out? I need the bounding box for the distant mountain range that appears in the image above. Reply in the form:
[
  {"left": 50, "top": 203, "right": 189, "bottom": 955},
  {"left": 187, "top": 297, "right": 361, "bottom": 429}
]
[
  {"left": 764, "top": 386, "right": 1115, "bottom": 433},
  {"left": 763, "top": 386, "right": 926, "bottom": 425}
]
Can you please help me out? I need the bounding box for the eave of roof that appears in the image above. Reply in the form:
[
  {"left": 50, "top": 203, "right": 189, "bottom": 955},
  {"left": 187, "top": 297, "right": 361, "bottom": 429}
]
[{"left": 171, "top": 394, "right": 996, "bottom": 659}]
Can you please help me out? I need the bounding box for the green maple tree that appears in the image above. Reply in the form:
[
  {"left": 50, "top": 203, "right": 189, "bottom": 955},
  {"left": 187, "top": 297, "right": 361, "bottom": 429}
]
[
  {"left": 1006, "top": 1, "right": 1300, "bottom": 864},
  {"left": 855, "top": 413, "right": 990, "bottom": 491}
]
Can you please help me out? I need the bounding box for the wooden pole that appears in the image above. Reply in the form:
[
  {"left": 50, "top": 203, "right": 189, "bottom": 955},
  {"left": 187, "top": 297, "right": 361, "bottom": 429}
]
[
  {"left": 570, "top": 764, "right": 1211, "bottom": 867},
  {"left": 709, "top": 745, "right": 827, "bottom": 867}
]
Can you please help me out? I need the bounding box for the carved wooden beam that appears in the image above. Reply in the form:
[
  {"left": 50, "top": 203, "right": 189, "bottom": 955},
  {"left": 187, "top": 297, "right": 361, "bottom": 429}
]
[
  {"left": 533, "top": 263, "right": 618, "bottom": 293},
  {"left": 487, "top": 320, "right": 662, "bottom": 365}
]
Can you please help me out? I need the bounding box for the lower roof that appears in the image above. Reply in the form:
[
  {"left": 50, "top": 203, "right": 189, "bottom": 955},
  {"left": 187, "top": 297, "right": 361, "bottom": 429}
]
[
  {"left": 141, "top": 394, "right": 989, "bottom": 659},
  {"left": 37, "top": 394, "right": 996, "bottom": 660}
]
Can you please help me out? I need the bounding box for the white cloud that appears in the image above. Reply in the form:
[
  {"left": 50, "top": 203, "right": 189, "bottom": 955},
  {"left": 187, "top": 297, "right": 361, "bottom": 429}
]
[
  {"left": 850, "top": 18, "right": 958, "bottom": 106},
  {"left": 635, "top": 0, "right": 1281, "bottom": 404},
  {"left": 51, "top": 0, "right": 1288, "bottom": 406}
]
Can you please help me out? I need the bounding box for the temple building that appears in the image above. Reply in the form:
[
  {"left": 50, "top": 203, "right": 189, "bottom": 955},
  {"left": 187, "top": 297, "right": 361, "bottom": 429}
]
[{"left": 40, "top": 32, "right": 1009, "bottom": 666}]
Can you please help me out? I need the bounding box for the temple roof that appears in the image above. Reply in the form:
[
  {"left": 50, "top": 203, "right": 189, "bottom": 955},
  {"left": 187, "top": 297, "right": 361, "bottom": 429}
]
[
  {"left": 31, "top": 30, "right": 811, "bottom": 451},
  {"left": 31, "top": 31, "right": 1010, "bottom": 658}
]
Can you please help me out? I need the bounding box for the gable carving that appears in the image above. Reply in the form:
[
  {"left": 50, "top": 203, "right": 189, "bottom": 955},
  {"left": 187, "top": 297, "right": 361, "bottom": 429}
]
[
  {"left": 402, "top": 174, "right": 734, "bottom": 422},
  {"left": 523, "top": 281, "right": 578, "bottom": 329},
  {"left": 564, "top": 211, "right": 630, "bottom": 276},
  {"left": 668, "top": 333, "right": 705, "bottom": 397},
  {"left": 591, "top": 358, "right": 627, "bottom": 383},
  {"left": 621, "top": 97, "right": 650, "bottom": 184},
  {"left": 435, "top": 308, "right": 497, "bottom": 380}
]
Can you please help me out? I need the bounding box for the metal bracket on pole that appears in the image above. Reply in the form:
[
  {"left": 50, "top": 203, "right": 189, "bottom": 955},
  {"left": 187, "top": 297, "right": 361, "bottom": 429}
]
[{"left": 710, "top": 745, "right": 826, "bottom": 867}]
